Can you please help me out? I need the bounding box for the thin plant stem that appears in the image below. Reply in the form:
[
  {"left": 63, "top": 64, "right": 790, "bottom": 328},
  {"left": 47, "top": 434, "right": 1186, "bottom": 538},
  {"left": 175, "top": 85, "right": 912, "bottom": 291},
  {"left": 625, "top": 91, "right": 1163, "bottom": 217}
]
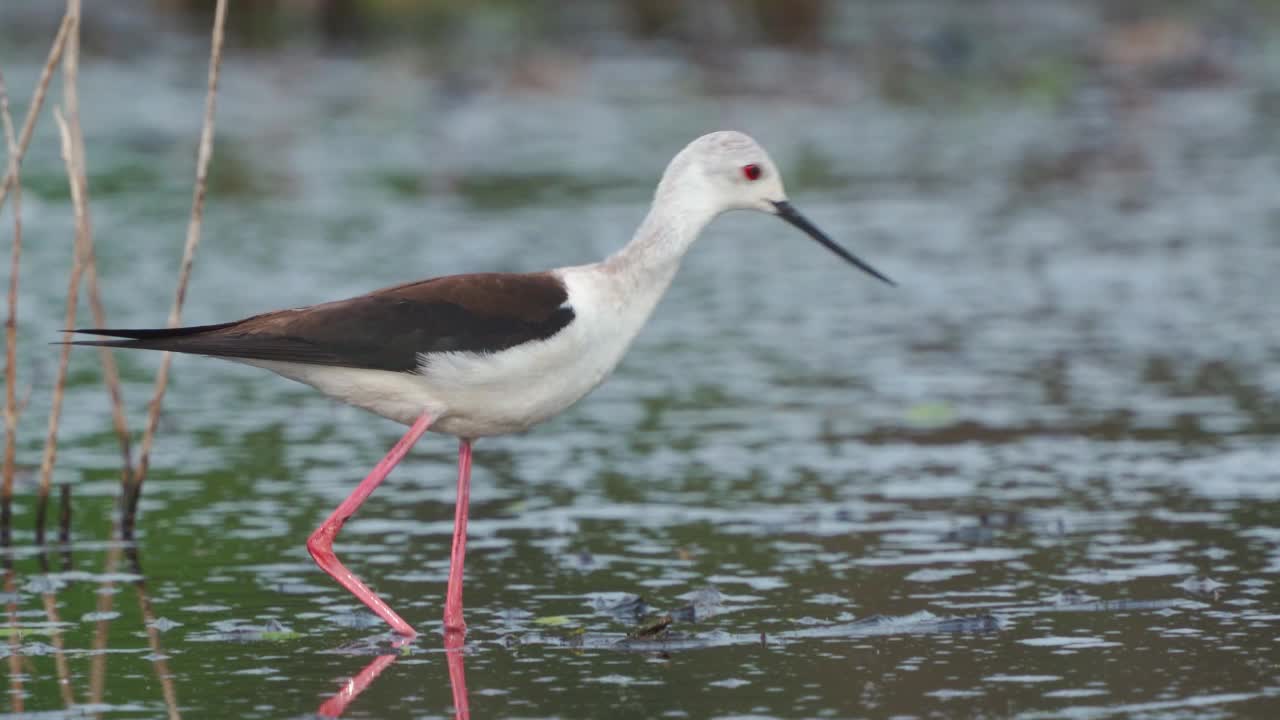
[
  {"left": 37, "top": 105, "right": 90, "bottom": 544},
  {"left": 128, "top": 0, "right": 228, "bottom": 536},
  {"left": 0, "top": 11, "right": 72, "bottom": 216},
  {"left": 59, "top": 0, "right": 137, "bottom": 517},
  {"left": 2, "top": 12, "right": 75, "bottom": 543},
  {"left": 0, "top": 69, "right": 22, "bottom": 547}
]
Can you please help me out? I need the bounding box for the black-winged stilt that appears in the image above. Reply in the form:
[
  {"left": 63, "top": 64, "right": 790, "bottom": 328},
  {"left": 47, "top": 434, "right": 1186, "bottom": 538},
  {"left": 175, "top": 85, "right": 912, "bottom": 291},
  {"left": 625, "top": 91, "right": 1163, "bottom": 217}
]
[{"left": 70, "top": 131, "right": 893, "bottom": 637}]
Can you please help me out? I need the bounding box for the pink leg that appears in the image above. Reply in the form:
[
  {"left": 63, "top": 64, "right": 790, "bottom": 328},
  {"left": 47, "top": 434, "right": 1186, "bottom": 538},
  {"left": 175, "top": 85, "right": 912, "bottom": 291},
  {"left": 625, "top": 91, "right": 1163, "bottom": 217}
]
[
  {"left": 307, "top": 411, "right": 434, "bottom": 637},
  {"left": 443, "top": 439, "right": 473, "bottom": 634}
]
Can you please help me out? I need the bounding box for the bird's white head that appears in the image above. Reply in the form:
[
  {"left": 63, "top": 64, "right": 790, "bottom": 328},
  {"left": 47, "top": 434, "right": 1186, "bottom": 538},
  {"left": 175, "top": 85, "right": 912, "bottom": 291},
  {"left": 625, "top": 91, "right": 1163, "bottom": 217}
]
[
  {"left": 680, "top": 130, "right": 788, "bottom": 213},
  {"left": 661, "top": 131, "right": 895, "bottom": 286}
]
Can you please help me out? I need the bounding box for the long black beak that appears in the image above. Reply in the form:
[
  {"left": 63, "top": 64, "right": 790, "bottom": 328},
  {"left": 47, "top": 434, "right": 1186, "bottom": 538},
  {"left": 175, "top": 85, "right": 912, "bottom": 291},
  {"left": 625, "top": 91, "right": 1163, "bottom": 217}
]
[{"left": 772, "top": 200, "right": 894, "bottom": 286}]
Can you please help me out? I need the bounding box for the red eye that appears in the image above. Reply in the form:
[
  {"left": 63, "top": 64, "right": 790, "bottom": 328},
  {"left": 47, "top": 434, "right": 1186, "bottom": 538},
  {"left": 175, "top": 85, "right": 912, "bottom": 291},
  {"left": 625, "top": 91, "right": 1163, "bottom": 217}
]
[{"left": 742, "top": 163, "right": 762, "bottom": 181}]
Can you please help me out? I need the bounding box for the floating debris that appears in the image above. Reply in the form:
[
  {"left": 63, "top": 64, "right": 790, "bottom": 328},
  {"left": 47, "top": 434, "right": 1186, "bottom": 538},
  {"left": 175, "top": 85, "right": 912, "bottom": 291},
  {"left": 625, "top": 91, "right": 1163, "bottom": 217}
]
[
  {"left": 532, "top": 615, "right": 575, "bottom": 627},
  {"left": 626, "top": 614, "right": 672, "bottom": 640}
]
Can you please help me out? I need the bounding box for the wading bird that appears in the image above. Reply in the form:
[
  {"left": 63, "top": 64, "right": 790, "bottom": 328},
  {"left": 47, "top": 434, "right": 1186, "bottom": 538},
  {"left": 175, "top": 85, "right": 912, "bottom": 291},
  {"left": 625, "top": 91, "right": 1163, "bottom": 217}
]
[{"left": 71, "top": 131, "right": 892, "bottom": 637}]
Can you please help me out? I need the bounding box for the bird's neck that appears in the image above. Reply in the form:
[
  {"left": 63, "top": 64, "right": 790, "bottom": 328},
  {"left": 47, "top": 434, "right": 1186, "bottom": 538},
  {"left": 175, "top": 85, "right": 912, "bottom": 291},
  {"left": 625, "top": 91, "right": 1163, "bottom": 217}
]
[
  {"left": 571, "top": 172, "right": 721, "bottom": 382},
  {"left": 601, "top": 175, "right": 720, "bottom": 294}
]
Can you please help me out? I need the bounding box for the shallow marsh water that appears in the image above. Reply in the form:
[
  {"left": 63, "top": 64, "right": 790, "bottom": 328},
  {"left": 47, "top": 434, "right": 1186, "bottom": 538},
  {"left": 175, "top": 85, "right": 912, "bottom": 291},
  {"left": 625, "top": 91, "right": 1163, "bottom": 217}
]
[{"left": 2, "top": 2, "right": 1280, "bottom": 718}]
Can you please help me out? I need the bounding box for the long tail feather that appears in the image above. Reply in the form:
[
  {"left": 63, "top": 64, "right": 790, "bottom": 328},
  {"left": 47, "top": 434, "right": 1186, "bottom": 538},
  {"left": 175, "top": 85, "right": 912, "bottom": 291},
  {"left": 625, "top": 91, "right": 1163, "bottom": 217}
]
[
  {"left": 68, "top": 320, "right": 241, "bottom": 340},
  {"left": 62, "top": 321, "right": 346, "bottom": 366}
]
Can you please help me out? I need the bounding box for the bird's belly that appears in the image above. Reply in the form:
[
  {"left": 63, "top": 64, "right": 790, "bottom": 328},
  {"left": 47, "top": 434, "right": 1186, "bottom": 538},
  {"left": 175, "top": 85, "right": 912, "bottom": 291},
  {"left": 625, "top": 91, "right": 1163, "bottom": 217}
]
[
  {"left": 417, "top": 333, "right": 618, "bottom": 438},
  {"left": 428, "top": 384, "right": 583, "bottom": 438},
  {"left": 243, "top": 359, "right": 450, "bottom": 426},
  {"left": 245, "top": 354, "right": 601, "bottom": 437}
]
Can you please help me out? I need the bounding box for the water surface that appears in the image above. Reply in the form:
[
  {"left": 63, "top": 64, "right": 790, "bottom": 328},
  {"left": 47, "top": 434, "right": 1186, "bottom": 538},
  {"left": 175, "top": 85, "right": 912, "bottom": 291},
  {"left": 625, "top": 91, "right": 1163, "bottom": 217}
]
[{"left": 2, "top": 2, "right": 1279, "bottom": 717}]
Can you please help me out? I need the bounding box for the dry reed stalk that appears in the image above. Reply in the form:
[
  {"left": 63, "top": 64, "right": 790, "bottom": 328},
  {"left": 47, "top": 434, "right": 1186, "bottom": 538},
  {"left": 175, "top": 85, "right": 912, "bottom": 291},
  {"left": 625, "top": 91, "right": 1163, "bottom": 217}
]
[
  {"left": 0, "top": 12, "right": 72, "bottom": 216},
  {"left": 2, "top": 13, "right": 73, "bottom": 543},
  {"left": 127, "top": 0, "right": 228, "bottom": 536},
  {"left": 0, "top": 71, "right": 22, "bottom": 547},
  {"left": 59, "top": 0, "right": 138, "bottom": 521},
  {"left": 36, "top": 105, "right": 91, "bottom": 544}
]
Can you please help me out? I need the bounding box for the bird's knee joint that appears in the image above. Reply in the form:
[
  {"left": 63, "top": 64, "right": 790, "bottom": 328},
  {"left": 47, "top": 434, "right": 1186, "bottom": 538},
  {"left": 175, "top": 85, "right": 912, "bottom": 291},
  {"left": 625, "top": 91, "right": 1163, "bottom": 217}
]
[{"left": 306, "top": 531, "right": 335, "bottom": 561}]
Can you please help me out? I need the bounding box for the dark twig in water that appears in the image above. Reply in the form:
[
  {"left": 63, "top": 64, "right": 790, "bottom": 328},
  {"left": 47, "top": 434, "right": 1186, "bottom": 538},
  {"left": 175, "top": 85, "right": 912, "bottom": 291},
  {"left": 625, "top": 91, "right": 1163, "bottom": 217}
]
[
  {"left": 58, "top": 483, "right": 71, "bottom": 546},
  {"left": 0, "top": 68, "right": 22, "bottom": 547},
  {"left": 129, "top": 0, "right": 228, "bottom": 537},
  {"left": 37, "top": 104, "right": 91, "bottom": 544}
]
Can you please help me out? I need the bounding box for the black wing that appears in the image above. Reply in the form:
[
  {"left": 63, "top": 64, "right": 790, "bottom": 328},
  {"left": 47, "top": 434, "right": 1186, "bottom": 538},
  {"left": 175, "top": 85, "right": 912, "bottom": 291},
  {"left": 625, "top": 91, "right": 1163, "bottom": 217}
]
[{"left": 70, "top": 272, "right": 576, "bottom": 373}]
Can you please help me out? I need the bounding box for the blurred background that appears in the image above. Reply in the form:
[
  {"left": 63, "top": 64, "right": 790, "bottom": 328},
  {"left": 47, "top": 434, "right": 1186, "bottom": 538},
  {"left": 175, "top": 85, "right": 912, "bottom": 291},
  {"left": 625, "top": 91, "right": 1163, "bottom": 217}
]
[{"left": 1, "top": 1, "right": 1278, "bottom": 718}]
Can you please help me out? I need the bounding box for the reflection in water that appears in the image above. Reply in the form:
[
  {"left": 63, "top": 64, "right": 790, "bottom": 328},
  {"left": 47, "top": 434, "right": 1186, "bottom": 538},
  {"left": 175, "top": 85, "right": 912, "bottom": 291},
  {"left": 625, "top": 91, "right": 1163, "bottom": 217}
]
[
  {"left": 316, "top": 645, "right": 401, "bottom": 718},
  {"left": 316, "top": 633, "right": 470, "bottom": 719},
  {"left": 445, "top": 632, "right": 471, "bottom": 720},
  {"left": 0, "top": 542, "right": 182, "bottom": 718},
  {"left": 127, "top": 547, "right": 183, "bottom": 720},
  {"left": 87, "top": 542, "right": 118, "bottom": 709},
  {"left": 3, "top": 562, "right": 22, "bottom": 714},
  {"left": 36, "top": 551, "right": 75, "bottom": 709},
  {"left": 5, "top": 530, "right": 476, "bottom": 717}
]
